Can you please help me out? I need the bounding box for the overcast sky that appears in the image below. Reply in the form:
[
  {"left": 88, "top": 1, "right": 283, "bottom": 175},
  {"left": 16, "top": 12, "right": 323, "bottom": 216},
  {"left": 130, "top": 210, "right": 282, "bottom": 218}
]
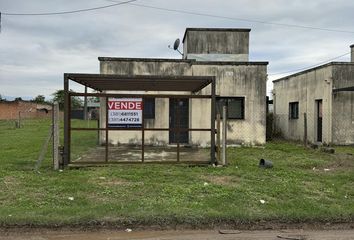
[{"left": 0, "top": 0, "right": 353, "bottom": 100}]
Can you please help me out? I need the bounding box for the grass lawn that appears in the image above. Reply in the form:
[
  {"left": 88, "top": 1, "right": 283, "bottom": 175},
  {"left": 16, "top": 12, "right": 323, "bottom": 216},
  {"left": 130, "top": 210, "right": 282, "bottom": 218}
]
[{"left": 0, "top": 119, "right": 353, "bottom": 227}]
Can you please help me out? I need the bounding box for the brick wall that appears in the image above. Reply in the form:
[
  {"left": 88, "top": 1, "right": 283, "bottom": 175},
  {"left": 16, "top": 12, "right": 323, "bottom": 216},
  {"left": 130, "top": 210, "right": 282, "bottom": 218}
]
[{"left": 0, "top": 101, "right": 52, "bottom": 120}]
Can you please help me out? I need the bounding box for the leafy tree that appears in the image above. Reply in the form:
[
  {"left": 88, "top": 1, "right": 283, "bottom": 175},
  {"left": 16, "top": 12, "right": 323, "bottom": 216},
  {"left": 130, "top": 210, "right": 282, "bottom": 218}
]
[
  {"left": 0, "top": 94, "right": 5, "bottom": 101},
  {"left": 52, "top": 90, "right": 83, "bottom": 110},
  {"left": 32, "top": 95, "right": 46, "bottom": 104},
  {"left": 14, "top": 97, "right": 23, "bottom": 101}
]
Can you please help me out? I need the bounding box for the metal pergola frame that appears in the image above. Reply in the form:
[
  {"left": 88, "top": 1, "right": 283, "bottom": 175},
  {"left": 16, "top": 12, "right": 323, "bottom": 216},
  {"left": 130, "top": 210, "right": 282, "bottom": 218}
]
[
  {"left": 333, "top": 86, "right": 354, "bottom": 93},
  {"left": 63, "top": 73, "right": 216, "bottom": 166}
]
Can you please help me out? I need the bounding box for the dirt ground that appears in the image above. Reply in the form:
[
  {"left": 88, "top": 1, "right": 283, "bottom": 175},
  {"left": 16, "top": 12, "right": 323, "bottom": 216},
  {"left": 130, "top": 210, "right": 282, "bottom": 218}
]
[{"left": 1, "top": 229, "right": 354, "bottom": 240}]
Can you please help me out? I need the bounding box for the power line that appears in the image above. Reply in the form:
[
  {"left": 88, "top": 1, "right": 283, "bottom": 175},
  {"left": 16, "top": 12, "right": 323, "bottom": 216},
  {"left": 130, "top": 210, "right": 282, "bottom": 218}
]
[
  {"left": 1, "top": 0, "right": 137, "bottom": 16},
  {"left": 3, "top": 0, "right": 354, "bottom": 34},
  {"left": 113, "top": 1, "right": 354, "bottom": 34},
  {"left": 268, "top": 52, "right": 350, "bottom": 76}
]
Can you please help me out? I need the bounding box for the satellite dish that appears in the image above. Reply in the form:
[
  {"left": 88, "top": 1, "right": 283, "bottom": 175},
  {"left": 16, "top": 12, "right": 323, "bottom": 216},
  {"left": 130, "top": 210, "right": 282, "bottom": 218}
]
[
  {"left": 168, "top": 38, "right": 183, "bottom": 56},
  {"left": 173, "top": 38, "right": 180, "bottom": 50}
]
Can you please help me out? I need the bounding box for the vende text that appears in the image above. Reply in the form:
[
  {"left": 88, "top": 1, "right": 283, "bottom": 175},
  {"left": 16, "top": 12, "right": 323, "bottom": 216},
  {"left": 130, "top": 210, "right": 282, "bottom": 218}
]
[{"left": 108, "top": 101, "right": 142, "bottom": 110}]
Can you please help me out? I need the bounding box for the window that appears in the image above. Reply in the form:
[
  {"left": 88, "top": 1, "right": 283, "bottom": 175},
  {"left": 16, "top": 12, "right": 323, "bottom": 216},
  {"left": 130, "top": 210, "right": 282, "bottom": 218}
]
[
  {"left": 289, "top": 102, "right": 299, "bottom": 119},
  {"left": 143, "top": 98, "right": 155, "bottom": 119},
  {"left": 216, "top": 97, "right": 245, "bottom": 119}
]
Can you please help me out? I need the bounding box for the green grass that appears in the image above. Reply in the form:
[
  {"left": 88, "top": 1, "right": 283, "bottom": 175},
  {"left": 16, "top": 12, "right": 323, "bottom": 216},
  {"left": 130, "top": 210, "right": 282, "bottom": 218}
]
[{"left": 0, "top": 119, "right": 353, "bottom": 227}]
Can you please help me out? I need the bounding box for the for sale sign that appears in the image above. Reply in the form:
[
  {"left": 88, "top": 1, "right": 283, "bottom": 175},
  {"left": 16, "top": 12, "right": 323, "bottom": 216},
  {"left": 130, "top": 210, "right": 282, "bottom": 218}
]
[{"left": 108, "top": 98, "right": 143, "bottom": 128}]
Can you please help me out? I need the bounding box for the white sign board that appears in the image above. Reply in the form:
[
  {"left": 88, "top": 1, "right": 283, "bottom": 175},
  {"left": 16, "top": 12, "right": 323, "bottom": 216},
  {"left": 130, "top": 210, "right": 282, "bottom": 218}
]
[{"left": 108, "top": 98, "right": 142, "bottom": 128}]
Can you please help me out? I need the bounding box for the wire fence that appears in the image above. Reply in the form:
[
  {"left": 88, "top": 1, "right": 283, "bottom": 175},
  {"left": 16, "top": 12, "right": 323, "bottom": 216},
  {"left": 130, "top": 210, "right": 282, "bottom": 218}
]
[
  {"left": 270, "top": 113, "right": 354, "bottom": 145},
  {"left": 0, "top": 110, "right": 53, "bottom": 130}
]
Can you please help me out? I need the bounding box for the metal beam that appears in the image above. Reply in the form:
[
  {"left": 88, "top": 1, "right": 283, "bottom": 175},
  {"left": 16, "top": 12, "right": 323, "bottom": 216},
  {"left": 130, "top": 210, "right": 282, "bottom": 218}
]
[
  {"left": 70, "top": 127, "right": 212, "bottom": 131},
  {"left": 333, "top": 86, "right": 354, "bottom": 93},
  {"left": 63, "top": 74, "right": 70, "bottom": 166},
  {"left": 70, "top": 92, "right": 212, "bottom": 99},
  {"left": 68, "top": 161, "right": 210, "bottom": 167},
  {"left": 210, "top": 77, "right": 216, "bottom": 164}
]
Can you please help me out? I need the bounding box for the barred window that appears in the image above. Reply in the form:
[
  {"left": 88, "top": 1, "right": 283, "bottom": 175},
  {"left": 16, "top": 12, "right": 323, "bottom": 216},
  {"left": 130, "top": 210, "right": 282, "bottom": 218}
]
[{"left": 216, "top": 97, "right": 245, "bottom": 119}]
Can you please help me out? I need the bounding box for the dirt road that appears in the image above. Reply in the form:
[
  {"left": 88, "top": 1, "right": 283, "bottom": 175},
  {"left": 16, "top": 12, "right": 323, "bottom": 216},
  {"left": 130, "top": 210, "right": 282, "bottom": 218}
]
[{"left": 1, "top": 229, "right": 354, "bottom": 240}]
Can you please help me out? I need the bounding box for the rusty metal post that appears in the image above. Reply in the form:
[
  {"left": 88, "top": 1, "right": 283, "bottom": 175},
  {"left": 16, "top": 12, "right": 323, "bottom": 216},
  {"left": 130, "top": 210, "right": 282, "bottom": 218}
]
[
  {"left": 63, "top": 74, "right": 70, "bottom": 166},
  {"left": 222, "top": 105, "right": 227, "bottom": 166},
  {"left": 84, "top": 86, "right": 88, "bottom": 120},
  {"left": 141, "top": 97, "right": 145, "bottom": 163},
  {"left": 105, "top": 97, "right": 108, "bottom": 162},
  {"left": 97, "top": 115, "right": 100, "bottom": 145},
  {"left": 68, "top": 93, "right": 72, "bottom": 164},
  {"left": 53, "top": 102, "right": 60, "bottom": 170},
  {"left": 216, "top": 113, "right": 221, "bottom": 164},
  {"left": 304, "top": 112, "right": 308, "bottom": 147},
  {"left": 177, "top": 99, "right": 180, "bottom": 162},
  {"left": 210, "top": 78, "right": 216, "bottom": 164}
]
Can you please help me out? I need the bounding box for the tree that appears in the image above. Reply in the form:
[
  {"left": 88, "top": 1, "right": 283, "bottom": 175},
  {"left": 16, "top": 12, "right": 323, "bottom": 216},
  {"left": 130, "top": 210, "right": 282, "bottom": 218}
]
[
  {"left": 0, "top": 94, "right": 5, "bottom": 101},
  {"left": 14, "top": 97, "right": 23, "bottom": 101},
  {"left": 88, "top": 91, "right": 100, "bottom": 103},
  {"left": 52, "top": 90, "right": 83, "bottom": 110},
  {"left": 32, "top": 95, "right": 46, "bottom": 104}
]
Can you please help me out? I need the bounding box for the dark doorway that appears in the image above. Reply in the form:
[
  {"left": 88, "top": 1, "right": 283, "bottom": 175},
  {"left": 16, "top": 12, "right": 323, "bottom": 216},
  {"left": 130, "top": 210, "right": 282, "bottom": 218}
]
[
  {"left": 316, "top": 100, "right": 323, "bottom": 142},
  {"left": 169, "top": 99, "right": 189, "bottom": 144}
]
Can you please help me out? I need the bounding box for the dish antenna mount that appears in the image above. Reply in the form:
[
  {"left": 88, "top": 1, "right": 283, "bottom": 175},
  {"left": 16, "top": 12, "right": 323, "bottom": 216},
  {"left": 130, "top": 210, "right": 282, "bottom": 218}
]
[{"left": 168, "top": 38, "right": 183, "bottom": 55}]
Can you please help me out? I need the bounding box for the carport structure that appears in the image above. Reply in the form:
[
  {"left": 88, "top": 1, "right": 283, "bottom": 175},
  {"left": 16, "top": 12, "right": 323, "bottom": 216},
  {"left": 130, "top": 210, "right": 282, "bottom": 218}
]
[{"left": 63, "top": 73, "right": 216, "bottom": 166}]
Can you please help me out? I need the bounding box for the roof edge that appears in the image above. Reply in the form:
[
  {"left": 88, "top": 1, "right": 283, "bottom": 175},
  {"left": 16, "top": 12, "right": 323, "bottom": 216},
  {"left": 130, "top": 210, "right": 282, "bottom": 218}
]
[
  {"left": 272, "top": 62, "right": 354, "bottom": 83},
  {"left": 98, "top": 57, "right": 194, "bottom": 63},
  {"left": 182, "top": 28, "right": 251, "bottom": 43},
  {"left": 98, "top": 57, "right": 267, "bottom": 65},
  {"left": 191, "top": 61, "right": 268, "bottom": 66}
]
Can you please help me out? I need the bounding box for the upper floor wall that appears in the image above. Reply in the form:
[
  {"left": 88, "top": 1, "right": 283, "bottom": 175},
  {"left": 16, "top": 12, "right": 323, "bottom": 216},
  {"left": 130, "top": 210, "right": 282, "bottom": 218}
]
[{"left": 182, "top": 28, "right": 250, "bottom": 62}]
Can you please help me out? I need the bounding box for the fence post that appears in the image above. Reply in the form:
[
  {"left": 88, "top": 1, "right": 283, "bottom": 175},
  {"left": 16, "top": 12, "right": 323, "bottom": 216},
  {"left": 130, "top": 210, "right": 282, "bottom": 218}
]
[
  {"left": 216, "top": 113, "right": 221, "bottom": 164},
  {"left": 304, "top": 112, "right": 307, "bottom": 147},
  {"left": 17, "top": 111, "right": 21, "bottom": 128},
  {"left": 53, "top": 103, "right": 60, "bottom": 170},
  {"left": 222, "top": 106, "right": 227, "bottom": 166},
  {"left": 84, "top": 86, "right": 88, "bottom": 120},
  {"left": 35, "top": 127, "right": 53, "bottom": 171}
]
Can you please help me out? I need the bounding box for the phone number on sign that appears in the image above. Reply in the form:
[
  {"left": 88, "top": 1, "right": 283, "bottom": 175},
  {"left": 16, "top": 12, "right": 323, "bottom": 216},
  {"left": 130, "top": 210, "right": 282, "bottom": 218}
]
[{"left": 109, "top": 117, "right": 140, "bottom": 122}]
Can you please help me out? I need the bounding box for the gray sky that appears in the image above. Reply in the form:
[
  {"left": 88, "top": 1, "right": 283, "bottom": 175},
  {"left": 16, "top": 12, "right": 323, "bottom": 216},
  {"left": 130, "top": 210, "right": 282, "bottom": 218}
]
[{"left": 1, "top": 0, "right": 353, "bottom": 100}]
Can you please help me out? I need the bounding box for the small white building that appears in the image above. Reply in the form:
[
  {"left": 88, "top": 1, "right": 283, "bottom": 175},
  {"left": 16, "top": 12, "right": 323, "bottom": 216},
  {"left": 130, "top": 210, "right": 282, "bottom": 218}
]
[
  {"left": 273, "top": 45, "right": 354, "bottom": 145},
  {"left": 99, "top": 28, "right": 268, "bottom": 146}
]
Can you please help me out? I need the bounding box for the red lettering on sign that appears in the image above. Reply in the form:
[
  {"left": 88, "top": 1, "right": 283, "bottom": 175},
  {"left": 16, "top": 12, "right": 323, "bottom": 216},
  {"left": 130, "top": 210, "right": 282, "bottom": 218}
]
[{"left": 108, "top": 101, "right": 142, "bottom": 110}]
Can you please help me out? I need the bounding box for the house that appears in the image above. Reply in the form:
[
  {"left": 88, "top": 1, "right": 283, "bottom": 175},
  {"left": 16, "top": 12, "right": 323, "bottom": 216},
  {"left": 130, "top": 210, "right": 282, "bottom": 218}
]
[
  {"left": 272, "top": 44, "right": 354, "bottom": 145},
  {"left": 98, "top": 28, "right": 268, "bottom": 146},
  {"left": 0, "top": 100, "right": 52, "bottom": 120}
]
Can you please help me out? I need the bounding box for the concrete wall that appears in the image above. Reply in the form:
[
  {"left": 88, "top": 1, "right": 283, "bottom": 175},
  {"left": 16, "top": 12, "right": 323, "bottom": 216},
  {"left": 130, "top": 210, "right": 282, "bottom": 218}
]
[
  {"left": 99, "top": 59, "right": 190, "bottom": 146},
  {"left": 183, "top": 29, "right": 250, "bottom": 62},
  {"left": 331, "top": 64, "right": 354, "bottom": 144},
  {"left": 273, "top": 66, "right": 333, "bottom": 144},
  {"left": 191, "top": 63, "right": 267, "bottom": 145},
  {"left": 99, "top": 58, "right": 267, "bottom": 146}
]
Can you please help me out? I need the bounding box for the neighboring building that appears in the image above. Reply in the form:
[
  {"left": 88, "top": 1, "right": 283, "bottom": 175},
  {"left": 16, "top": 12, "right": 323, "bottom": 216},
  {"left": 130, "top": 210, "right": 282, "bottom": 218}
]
[
  {"left": 71, "top": 101, "right": 100, "bottom": 120},
  {"left": 0, "top": 100, "right": 52, "bottom": 120},
  {"left": 273, "top": 45, "right": 354, "bottom": 145},
  {"left": 99, "top": 28, "right": 268, "bottom": 146}
]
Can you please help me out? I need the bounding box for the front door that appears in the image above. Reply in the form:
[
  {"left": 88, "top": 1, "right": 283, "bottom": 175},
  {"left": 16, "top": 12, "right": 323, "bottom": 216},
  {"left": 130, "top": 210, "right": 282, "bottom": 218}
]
[
  {"left": 169, "top": 99, "right": 189, "bottom": 144},
  {"left": 316, "top": 100, "right": 323, "bottom": 142}
]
